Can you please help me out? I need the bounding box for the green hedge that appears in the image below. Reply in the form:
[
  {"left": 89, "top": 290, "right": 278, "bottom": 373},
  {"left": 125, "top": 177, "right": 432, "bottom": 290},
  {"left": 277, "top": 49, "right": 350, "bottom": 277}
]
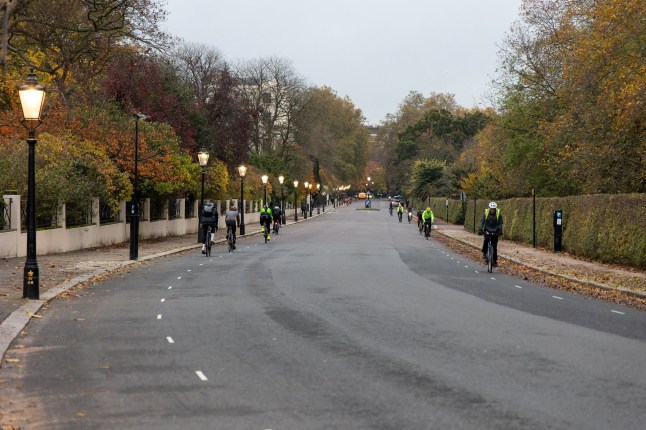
[{"left": 461, "top": 193, "right": 646, "bottom": 268}]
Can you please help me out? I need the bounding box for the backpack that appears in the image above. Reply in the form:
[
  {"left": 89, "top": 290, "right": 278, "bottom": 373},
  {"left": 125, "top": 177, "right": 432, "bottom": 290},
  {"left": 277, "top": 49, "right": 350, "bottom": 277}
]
[{"left": 203, "top": 203, "right": 214, "bottom": 215}]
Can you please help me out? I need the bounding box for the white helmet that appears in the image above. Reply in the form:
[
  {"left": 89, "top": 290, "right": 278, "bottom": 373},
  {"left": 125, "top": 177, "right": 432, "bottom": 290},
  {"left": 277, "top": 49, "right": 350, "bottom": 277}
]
[{"left": 489, "top": 201, "right": 497, "bottom": 209}]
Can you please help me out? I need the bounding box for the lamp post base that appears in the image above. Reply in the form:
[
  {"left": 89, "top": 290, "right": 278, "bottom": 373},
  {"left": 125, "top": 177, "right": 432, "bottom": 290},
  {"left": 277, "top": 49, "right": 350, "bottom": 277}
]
[{"left": 23, "top": 263, "right": 39, "bottom": 299}]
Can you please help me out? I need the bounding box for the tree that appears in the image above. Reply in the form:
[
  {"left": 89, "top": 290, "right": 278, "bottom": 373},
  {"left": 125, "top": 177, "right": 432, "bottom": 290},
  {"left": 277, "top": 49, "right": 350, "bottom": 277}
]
[{"left": 3, "top": 0, "right": 168, "bottom": 104}]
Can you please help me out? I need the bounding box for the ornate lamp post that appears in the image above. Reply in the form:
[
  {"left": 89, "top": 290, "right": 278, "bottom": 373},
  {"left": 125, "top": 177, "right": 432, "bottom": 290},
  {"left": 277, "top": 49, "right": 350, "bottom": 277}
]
[
  {"left": 303, "top": 181, "right": 309, "bottom": 219},
  {"left": 129, "top": 113, "right": 147, "bottom": 260},
  {"left": 197, "top": 147, "right": 209, "bottom": 243},
  {"left": 278, "top": 175, "right": 286, "bottom": 224},
  {"left": 238, "top": 165, "right": 247, "bottom": 235},
  {"left": 293, "top": 180, "right": 298, "bottom": 222},
  {"left": 18, "top": 72, "right": 46, "bottom": 299},
  {"left": 316, "top": 183, "right": 321, "bottom": 214},
  {"left": 308, "top": 183, "right": 313, "bottom": 217},
  {"left": 261, "top": 174, "right": 269, "bottom": 207}
]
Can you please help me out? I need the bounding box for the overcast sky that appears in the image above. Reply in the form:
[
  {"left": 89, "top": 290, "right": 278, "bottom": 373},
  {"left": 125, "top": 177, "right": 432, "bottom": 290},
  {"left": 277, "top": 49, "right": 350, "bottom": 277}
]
[{"left": 162, "top": 0, "right": 523, "bottom": 125}]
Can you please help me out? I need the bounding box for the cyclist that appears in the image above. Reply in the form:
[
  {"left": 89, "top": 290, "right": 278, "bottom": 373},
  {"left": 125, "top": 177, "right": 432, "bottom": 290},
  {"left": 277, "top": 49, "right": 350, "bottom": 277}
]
[
  {"left": 259, "top": 204, "right": 273, "bottom": 241},
  {"left": 200, "top": 202, "right": 218, "bottom": 253},
  {"left": 389, "top": 200, "right": 394, "bottom": 216},
  {"left": 272, "top": 203, "right": 282, "bottom": 232},
  {"left": 225, "top": 205, "right": 240, "bottom": 250},
  {"left": 479, "top": 202, "right": 503, "bottom": 267},
  {"left": 396, "top": 202, "right": 404, "bottom": 222},
  {"left": 421, "top": 207, "right": 434, "bottom": 237}
]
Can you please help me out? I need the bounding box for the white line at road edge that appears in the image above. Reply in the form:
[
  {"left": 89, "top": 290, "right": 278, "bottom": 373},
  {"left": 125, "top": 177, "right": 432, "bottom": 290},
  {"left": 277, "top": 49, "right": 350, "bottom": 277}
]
[
  {"left": 196, "top": 371, "right": 208, "bottom": 381},
  {"left": 514, "top": 285, "right": 523, "bottom": 289},
  {"left": 611, "top": 310, "right": 625, "bottom": 315},
  {"left": 157, "top": 314, "right": 162, "bottom": 320},
  {"left": 168, "top": 286, "right": 172, "bottom": 290},
  {"left": 552, "top": 296, "right": 564, "bottom": 300},
  {"left": 160, "top": 298, "right": 165, "bottom": 302},
  {"left": 177, "top": 276, "right": 182, "bottom": 280},
  {"left": 166, "top": 336, "right": 174, "bottom": 344}
]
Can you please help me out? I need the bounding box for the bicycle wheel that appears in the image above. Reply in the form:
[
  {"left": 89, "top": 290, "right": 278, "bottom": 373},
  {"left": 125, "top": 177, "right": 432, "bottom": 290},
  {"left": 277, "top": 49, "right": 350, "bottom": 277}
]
[
  {"left": 264, "top": 230, "right": 268, "bottom": 243},
  {"left": 487, "top": 242, "right": 493, "bottom": 273},
  {"left": 206, "top": 241, "right": 211, "bottom": 257}
]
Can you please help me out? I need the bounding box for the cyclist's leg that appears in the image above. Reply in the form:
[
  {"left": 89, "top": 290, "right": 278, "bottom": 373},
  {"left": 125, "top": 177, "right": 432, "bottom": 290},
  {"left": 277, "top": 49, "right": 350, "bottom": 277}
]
[{"left": 482, "top": 236, "right": 489, "bottom": 260}]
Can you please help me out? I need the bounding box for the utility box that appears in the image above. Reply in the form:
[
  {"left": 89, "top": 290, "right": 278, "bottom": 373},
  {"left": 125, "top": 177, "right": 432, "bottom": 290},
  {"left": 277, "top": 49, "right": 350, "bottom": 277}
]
[{"left": 554, "top": 209, "right": 563, "bottom": 252}]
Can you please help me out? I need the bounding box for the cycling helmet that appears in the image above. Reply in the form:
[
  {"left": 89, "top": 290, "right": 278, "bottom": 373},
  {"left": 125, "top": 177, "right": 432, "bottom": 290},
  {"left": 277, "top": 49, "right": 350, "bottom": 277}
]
[
  {"left": 489, "top": 202, "right": 497, "bottom": 209},
  {"left": 426, "top": 207, "right": 431, "bottom": 212}
]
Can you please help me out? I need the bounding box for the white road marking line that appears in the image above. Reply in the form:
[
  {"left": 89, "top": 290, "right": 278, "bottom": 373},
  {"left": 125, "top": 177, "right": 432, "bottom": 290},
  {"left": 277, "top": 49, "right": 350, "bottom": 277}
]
[
  {"left": 451, "top": 257, "right": 454, "bottom": 260},
  {"left": 611, "top": 310, "right": 625, "bottom": 315},
  {"left": 177, "top": 276, "right": 182, "bottom": 280},
  {"left": 160, "top": 298, "right": 165, "bottom": 303},
  {"left": 490, "top": 277, "right": 496, "bottom": 280},
  {"left": 166, "top": 337, "right": 174, "bottom": 344},
  {"left": 168, "top": 286, "right": 173, "bottom": 290},
  {"left": 157, "top": 314, "right": 162, "bottom": 320},
  {"left": 195, "top": 371, "right": 208, "bottom": 381},
  {"left": 209, "top": 259, "right": 213, "bottom": 262},
  {"left": 464, "top": 266, "right": 469, "bottom": 268},
  {"left": 474, "top": 271, "right": 479, "bottom": 274},
  {"left": 515, "top": 285, "right": 523, "bottom": 289},
  {"left": 199, "top": 263, "right": 203, "bottom": 266},
  {"left": 552, "top": 296, "right": 564, "bottom": 300},
  {"left": 187, "top": 269, "right": 191, "bottom": 272}
]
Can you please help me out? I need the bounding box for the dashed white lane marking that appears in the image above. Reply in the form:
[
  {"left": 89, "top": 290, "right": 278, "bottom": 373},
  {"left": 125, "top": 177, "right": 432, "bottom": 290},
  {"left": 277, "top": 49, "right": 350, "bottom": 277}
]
[
  {"left": 464, "top": 266, "right": 469, "bottom": 268},
  {"left": 160, "top": 298, "right": 165, "bottom": 303},
  {"left": 168, "top": 286, "right": 173, "bottom": 290},
  {"left": 451, "top": 257, "right": 454, "bottom": 260},
  {"left": 490, "top": 277, "right": 496, "bottom": 280},
  {"left": 199, "top": 263, "right": 203, "bottom": 266},
  {"left": 474, "top": 271, "right": 479, "bottom": 274},
  {"left": 209, "top": 259, "right": 213, "bottom": 262},
  {"left": 514, "top": 285, "right": 523, "bottom": 289},
  {"left": 166, "top": 337, "right": 175, "bottom": 344},
  {"left": 552, "top": 296, "right": 564, "bottom": 300},
  {"left": 611, "top": 310, "right": 625, "bottom": 315},
  {"left": 187, "top": 269, "right": 191, "bottom": 272},
  {"left": 195, "top": 371, "right": 208, "bottom": 381},
  {"left": 157, "top": 314, "right": 162, "bottom": 320},
  {"left": 177, "top": 276, "right": 182, "bottom": 280}
]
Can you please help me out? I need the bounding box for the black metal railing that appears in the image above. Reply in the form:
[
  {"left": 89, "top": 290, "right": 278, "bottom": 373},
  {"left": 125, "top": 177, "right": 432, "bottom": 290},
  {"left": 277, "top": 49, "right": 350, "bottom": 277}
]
[
  {"left": 66, "top": 200, "right": 94, "bottom": 228},
  {"left": 0, "top": 197, "right": 11, "bottom": 231},
  {"left": 21, "top": 202, "right": 59, "bottom": 230},
  {"left": 150, "top": 198, "right": 166, "bottom": 221},
  {"left": 185, "top": 197, "right": 196, "bottom": 218},
  {"left": 99, "top": 202, "right": 121, "bottom": 225},
  {"left": 168, "top": 199, "right": 181, "bottom": 220}
]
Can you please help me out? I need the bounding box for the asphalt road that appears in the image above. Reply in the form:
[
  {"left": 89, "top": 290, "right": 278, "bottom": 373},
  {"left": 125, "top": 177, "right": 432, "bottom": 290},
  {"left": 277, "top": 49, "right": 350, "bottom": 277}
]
[{"left": 2, "top": 200, "right": 645, "bottom": 429}]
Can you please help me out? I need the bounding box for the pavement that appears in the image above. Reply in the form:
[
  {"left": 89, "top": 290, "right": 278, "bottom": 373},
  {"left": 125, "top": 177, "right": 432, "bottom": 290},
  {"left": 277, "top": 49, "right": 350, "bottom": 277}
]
[{"left": 1, "top": 208, "right": 645, "bottom": 365}]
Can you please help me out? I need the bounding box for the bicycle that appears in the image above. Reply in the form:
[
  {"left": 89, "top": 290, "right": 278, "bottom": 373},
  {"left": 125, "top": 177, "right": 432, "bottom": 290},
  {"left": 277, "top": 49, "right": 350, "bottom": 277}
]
[
  {"left": 203, "top": 226, "right": 213, "bottom": 257},
  {"left": 389, "top": 206, "right": 393, "bottom": 216},
  {"left": 272, "top": 219, "right": 280, "bottom": 234},
  {"left": 226, "top": 225, "right": 235, "bottom": 253},
  {"left": 424, "top": 221, "right": 432, "bottom": 239},
  {"left": 418, "top": 219, "right": 423, "bottom": 235},
  {"left": 407, "top": 211, "right": 413, "bottom": 223},
  {"left": 483, "top": 231, "right": 496, "bottom": 273},
  {"left": 398, "top": 211, "right": 403, "bottom": 223},
  {"left": 262, "top": 224, "right": 269, "bottom": 243}
]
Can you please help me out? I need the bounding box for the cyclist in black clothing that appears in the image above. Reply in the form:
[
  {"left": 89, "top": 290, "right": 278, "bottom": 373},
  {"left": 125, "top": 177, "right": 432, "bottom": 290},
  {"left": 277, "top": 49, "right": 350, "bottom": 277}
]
[
  {"left": 200, "top": 202, "right": 218, "bottom": 252},
  {"left": 479, "top": 202, "right": 503, "bottom": 266},
  {"left": 272, "top": 203, "right": 282, "bottom": 228},
  {"left": 225, "top": 205, "right": 240, "bottom": 249}
]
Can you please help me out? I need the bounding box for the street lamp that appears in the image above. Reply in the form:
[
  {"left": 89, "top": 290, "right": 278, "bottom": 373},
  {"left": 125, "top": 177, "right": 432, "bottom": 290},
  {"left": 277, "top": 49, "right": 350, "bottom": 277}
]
[
  {"left": 308, "top": 183, "right": 313, "bottom": 217},
  {"left": 303, "top": 181, "right": 309, "bottom": 219},
  {"left": 129, "top": 113, "right": 147, "bottom": 260},
  {"left": 238, "top": 165, "right": 247, "bottom": 235},
  {"left": 197, "top": 147, "right": 209, "bottom": 243},
  {"left": 316, "top": 183, "right": 321, "bottom": 214},
  {"left": 293, "top": 180, "right": 298, "bottom": 222},
  {"left": 278, "top": 175, "right": 286, "bottom": 224},
  {"left": 261, "top": 174, "right": 268, "bottom": 207},
  {"left": 18, "top": 72, "right": 46, "bottom": 299}
]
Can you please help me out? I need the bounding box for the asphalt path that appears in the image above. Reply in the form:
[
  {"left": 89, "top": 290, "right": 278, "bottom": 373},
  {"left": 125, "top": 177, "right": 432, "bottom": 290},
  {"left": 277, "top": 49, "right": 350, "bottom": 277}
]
[{"left": 2, "top": 200, "right": 645, "bottom": 429}]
